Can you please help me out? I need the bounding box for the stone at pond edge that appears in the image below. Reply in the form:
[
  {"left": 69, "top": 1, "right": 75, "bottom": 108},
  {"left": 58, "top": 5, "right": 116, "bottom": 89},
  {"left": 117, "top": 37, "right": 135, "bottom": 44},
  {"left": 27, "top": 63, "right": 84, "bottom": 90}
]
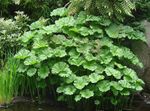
[{"left": 131, "top": 21, "right": 150, "bottom": 92}]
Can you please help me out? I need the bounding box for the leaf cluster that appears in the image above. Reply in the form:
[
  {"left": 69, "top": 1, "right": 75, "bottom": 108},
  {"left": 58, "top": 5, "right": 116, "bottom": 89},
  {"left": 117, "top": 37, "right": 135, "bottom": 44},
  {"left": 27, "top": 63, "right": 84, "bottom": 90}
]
[
  {"left": 134, "top": 0, "right": 150, "bottom": 21},
  {"left": 0, "top": 0, "right": 68, "bottom": 19},
  {"left": 15, "top": 8, "right": 145, "bottom": 105},
  {"left": 68, "top": 0, "right": 135, "bottom": 21},
  {"left": 0, "top": 11, "right": 29, "bottom": 63}
]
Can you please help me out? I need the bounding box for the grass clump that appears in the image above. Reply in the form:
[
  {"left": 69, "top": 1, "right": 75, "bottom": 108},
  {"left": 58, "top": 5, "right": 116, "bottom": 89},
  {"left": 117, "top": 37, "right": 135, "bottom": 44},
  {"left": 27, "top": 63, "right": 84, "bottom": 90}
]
[{"left": 0, "top": 57, "right": 19, "bottom": 105}]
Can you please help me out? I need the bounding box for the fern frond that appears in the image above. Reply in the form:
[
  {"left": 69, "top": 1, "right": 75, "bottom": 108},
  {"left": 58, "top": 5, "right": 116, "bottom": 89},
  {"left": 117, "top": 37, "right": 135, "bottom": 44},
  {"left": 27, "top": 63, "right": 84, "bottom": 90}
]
[{"left": 68, "top": 0, "right": 135, "bottom": 20}]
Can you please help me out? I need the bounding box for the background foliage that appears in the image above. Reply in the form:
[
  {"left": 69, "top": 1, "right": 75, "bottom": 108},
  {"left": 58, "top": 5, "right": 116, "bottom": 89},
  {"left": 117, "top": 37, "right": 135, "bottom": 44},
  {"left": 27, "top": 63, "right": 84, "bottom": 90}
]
[
  {"left": 134, "top": 0, "right": 150, "bottom": 21},
  {"left": 0, "top": 0, "right": 149, "bottom": 110},
  {"left": 0, "top": 11, "right": 29, "bottom": 67},
  {"left": 0, "top": 0, "right": 69, "bottom": 19},
  {"left": 68, "top": 0, "right": 135, "bottom": 21}
]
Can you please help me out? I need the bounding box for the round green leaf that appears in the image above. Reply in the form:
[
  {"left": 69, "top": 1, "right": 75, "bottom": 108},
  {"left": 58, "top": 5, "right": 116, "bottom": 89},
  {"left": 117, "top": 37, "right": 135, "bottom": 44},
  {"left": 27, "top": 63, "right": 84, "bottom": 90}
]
[
  {"left": 74, "top": 76, "right": 89, "bottom": 90},
  {"left": 75, "top": 95, "right": 82, "bottom": 102},
  {"left": 83, "top": 61, "right": 97, "bottom": 71},
  {"left": 27, "top": 68, "right": 37, "bottom": 77},
  {"left": 24, "top": 56, "right": 39, "bottom": 65},
  {"left": 38, "top": 66, "right": 49, "bottom": 79},
  {"left": 97, "top": 80, "right": 110, "bottom": 92},
  {"left": 89, "top": 73, "right": 104, "bottom": 83},
  {"left": 15, "top": 49, "right": 30, "bottom": 59},
  {"left": 80, "top": 89, "right": 94, "bottom": 99},
  {"left": 111, "top": 81, "right": 123, "bottom": 91},
  {"left": 105, "top": 67, "right": 122, "bottom": 79}
]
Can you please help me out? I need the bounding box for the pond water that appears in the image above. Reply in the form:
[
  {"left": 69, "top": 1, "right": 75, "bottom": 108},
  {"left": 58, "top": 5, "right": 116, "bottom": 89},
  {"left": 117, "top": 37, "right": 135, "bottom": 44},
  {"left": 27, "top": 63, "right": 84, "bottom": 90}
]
[
  {"left": 0, "top": 101, "right": 150, "bottom": 111},
  {"left": 132, "top": 101, "right": 150, "bottom": 111},
  {"left": 0, "top": 102, "right": 68, "bottom": 111}
]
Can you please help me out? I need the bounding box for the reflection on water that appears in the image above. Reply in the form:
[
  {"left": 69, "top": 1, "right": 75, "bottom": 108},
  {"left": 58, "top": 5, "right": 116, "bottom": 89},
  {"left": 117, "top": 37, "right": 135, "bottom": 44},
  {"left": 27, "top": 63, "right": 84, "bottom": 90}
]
[
  {"left": 133, "top": 102, "right": 150, "bottom": 111},
  {"left": 0, "top": 102, "right": 68, "bottom": 111},
  {"left": 1, "top": 101, "right": 150, "bottom": 111}
]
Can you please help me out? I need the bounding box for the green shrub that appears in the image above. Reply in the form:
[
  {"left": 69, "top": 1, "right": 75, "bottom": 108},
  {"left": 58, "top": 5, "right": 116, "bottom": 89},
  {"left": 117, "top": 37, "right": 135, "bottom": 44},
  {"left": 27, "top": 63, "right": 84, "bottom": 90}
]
[
  {"left": 0, "top": 11, "right": 29, "bottom": 67},
  {"left": 0, "top": 55, "right": 38, "bottom": 105},
  {"left": 0, "top": 0, "right": 69, "bottom": 19},
  {"left": 15, "top": 8, "right": 145, "bottom": 110}
]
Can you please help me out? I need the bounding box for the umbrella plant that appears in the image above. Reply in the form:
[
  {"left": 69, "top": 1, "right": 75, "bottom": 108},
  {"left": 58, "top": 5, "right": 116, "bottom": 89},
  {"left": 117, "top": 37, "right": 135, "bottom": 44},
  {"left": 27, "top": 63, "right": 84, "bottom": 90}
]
[{"left": 15, "top": 7, "right": 145, "bottom": 110}]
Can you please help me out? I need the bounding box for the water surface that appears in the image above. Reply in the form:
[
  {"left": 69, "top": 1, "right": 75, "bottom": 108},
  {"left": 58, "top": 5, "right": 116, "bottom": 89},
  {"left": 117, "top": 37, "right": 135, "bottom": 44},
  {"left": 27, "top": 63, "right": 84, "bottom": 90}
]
[
  {"left": 0, "top": 101, "right": 150, "bottom": 111},
  {"left": 0, "top": 102, "right": 68, "bottom": 111}
]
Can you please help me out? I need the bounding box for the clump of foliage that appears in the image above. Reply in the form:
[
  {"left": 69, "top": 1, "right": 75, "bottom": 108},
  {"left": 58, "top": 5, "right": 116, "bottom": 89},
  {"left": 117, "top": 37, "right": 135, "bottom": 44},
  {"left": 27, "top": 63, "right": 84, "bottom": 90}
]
[
  {"left": 0, "top": 55, "right": 39, "bottom": 106},
  {"left": 0, "top": 56, "right": 19, "bottom": 105},
  {"left": 12, "top": 0, "right": 69, "bottom": 19},
  {"left": 0, "top": 11, "right": 29, "bottom": 67},
  {"left": 0, "top": 0, "right": 69, "bottom": 19},
  {"left": 123, "top": 0, "right": 150, "bottom": 28},
  {"left": 68, "top": 0, "right": 135, "bottom": 20},
  {"left": 15, "top": 8, "right": 145, "bottom": 110},
  {"left": 134, "top": 0, "right": 150, "bottom": 21}
]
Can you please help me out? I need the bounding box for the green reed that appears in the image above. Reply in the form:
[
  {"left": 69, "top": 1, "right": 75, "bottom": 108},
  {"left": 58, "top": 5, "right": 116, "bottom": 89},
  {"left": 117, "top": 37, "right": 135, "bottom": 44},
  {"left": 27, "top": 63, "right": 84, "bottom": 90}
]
[{"left": 0, "top": 56, "right": 19, "bottom": 105}]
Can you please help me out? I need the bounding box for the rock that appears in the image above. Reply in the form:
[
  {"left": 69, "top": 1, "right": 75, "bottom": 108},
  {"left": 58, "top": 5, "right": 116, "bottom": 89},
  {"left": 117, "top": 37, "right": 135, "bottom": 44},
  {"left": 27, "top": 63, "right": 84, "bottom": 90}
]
[
  {"left": 131, "top": 20, "right": 150, "bottom": 91},
  {"left": 0, "top": 103, "right": 13, "bottom": 109},
  {"left": 38, "top": 108, "right": 43, "bottom": 111},
  {"left": 12, "top": 96, "right": 31, "bottom": 103}
]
